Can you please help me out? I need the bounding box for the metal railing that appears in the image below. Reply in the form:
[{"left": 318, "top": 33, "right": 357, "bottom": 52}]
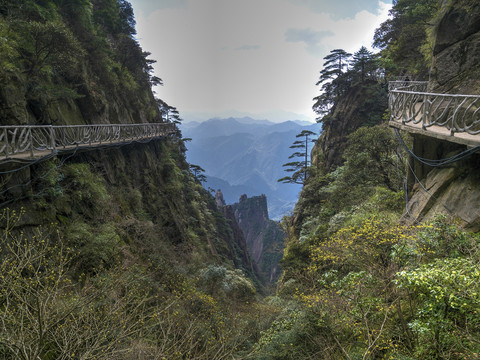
[
  {"left": 388, "top": 80, "right": 428, "bottom": 92},
  {"left": 389, "top": 81, "right": 480, "bottom": 136},
  {"left": 0, "top": 123, "right": 176, "bottom": 160}
]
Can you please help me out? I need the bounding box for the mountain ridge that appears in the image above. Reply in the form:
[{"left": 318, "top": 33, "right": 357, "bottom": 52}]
[{"left": 181, "top": 117, "right": 319, "bottom": 219}]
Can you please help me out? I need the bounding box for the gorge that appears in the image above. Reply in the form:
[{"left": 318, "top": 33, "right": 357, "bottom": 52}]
[{"left": 1, "top": 0, "right": 480, "bottom": 359}]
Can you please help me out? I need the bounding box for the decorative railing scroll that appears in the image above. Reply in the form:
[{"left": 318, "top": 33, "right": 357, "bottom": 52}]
[
  {"left": 0, "top": 123, "right": 176, "bottom": 160},
  {"left": 389, "top": 81, "right": 480, "bottom": 136},
  {"left": 388, "top": 81, "right": 428, "bottom": 93}
]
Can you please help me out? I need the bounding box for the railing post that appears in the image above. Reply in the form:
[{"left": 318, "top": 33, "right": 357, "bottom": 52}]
[
  {"left": 4, "top": 128, "right": 9, "bottom": 159},
  {"left": 50, "top": 126, "right": 56, "bottom": 152},
  {"left": 401, "top": 92, "right": 407, "bottom": 125},
  {"left": 422, "top": 93, "right": 427, "bottom": 130},
  {"left": 11, "top": 128, "right": 16, "bottom": 156},
  {"left": 29, "top": 128, "right": 34, "bottom": 157},
  {"left": 451, "top": 97, "right": 458, "bottom": 136}
]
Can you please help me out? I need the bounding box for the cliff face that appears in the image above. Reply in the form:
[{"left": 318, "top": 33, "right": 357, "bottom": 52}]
[
  {"left": 403, "top": 0, "right": 480, "bottom": 230},
  {"left": 0, "top": 3, "right": 270, "bottom": 358},
  {"left": 430, "top": 0, "right": 480, "bottom": 94},
  {"left": 231, "top": 194, "right": 285, "bottom": 284},
  {"left": 0, "top": 0, "right": 261, "bottom": 288},
  {"left": 313, "top": 80, "right": 388, "bottom": 171},
  {"left": 0, "top": 0, "right": 160, "bottom": 126},
  {"left": 214, "top": 190, "right": 261, "bottom": 283}
]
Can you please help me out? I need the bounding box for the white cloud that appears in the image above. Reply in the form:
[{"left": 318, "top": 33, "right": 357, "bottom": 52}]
[
  {"left": 285, "top": 28, "right": 334, "bottom": 56},
  {"left": 283, "top": 0, "right": 390, "bottom": 19},
  {"left": 285, "top": 28, "right": 334, "bottom": 47},
  {"left": 321, "top": 2, "right": 392, "bottom": 53},
  {"left": 131, "top": 0, "right": 392, "bottom": 121}
]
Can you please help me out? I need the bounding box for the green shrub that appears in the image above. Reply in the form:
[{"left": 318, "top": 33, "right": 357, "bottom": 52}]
[{"left": 66, "top": 222, "right": 121, "bottom": 275}]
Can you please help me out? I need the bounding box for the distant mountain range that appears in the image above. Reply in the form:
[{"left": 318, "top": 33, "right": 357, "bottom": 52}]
[
  {"left": 182, "top": 110, "right": 314, "bottom": 124},
  {"left": 181, "top": 117, "right": 320, "bottom": 220}
]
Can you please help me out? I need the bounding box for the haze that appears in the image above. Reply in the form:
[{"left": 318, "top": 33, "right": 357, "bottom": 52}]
[{"left": 130, "top": 0, "right": 392, "bottom": 122}]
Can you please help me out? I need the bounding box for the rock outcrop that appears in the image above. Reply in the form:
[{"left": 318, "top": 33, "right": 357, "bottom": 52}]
[
  {"left": 232, "top": 194, "right": 284, "bottom": 284},
  {"left": 214, "top": 190, "right": 261, "bottom": 283},
  {"left": 313, "top": 80, "right": 388, "bottom": 171},
  {"left": 215, "top": 189, "right": 227, "bottom": 208},
  {"left": 430, "top": 0, "right": 480, "bottom": 94},
  {"left": 403, "top": 0, "right": 480, "bottom": 230},
  {"left": 405, "top": 163, "right": 480, "bottom": 231}
]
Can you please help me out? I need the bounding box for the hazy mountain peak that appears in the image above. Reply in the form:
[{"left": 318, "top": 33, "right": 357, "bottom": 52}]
[{"left": 181, "top": 118, "right": 320, "bottom": 219}]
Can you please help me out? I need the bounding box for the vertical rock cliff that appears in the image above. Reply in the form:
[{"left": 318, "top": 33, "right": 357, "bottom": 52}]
[
  {"left": 429, "top": 0, "right": 480, "bottom": 95},
  {"left": 232, "top": 194, "right": 285, "bottom": 284},
  {"left": 313, "top": 80, "right": 388, "bottom": 171},
  {"left": 403, "top": 0, "right": 480, "bottom": 230},
  {"left": 214, "top": 190, "right": 262, "bottom": 283},
  {"left": 0, "top": 0, "right": 263, "bottom": 292}
]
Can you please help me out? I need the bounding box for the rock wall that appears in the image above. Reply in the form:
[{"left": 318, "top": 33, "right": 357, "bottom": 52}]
[
  {"left": 430, "top": 0, "right": 480, "bottom": 94},
  {"left": 404, "top": 146, "right": 480, "bottom": 231},
  {"left": 232, "top": 194, "right": 285, "bottom": 284},
  {"left": 0, "top": 1, "right": 160, "bottom": 126},
  {"left": 313, "top": 80, "right": 388, "bottom": 171},
  {"left": 214, "top": 190, "right": 259, "bottom": 280},
  {"left": 404, "top": 0, "right": 480, "bottom": 230}
]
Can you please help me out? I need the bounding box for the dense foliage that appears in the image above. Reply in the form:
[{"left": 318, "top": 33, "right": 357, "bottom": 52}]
[
  {"left": 0, "top": 136, "right": 276, "bottom": 358},
  {"left": 258, "top": 0, "right": 480, "bottom": 359},
  {"left": 373, "top": 0, "right": 440, "bottom": 78},
  {"left": 0, "top": 208, "right": 275, "bottom": 359},
  {"left": 0, "top": 1, "right": 278, "bottom": 358},
  {"left": 257, "top": 215, "right": 480, "bottom": 359},
  {"left": 1, "top": 0, "right": 479, "bottom": 359},
  {"left": 313, "top": 46, "right": 381, "bottom": 121},
  {"left": 0, "top": 0, "right": 162, "bottom": 125}
]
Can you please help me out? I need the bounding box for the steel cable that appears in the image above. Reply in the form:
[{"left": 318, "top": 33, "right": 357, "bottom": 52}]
[{"left": 394, "top": 129, "right": 480, "bottom": 167}]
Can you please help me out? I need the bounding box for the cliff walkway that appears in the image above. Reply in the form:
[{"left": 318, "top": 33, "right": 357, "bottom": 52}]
[
  {"left": 389, "top": 81, "right": 480, "bottom": 146},
  {"left": 0, "top": 123, "right": 176, "bottom": 163}
]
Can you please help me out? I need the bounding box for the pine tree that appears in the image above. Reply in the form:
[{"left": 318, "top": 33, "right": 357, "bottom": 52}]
[
  {"left": 350, "top": 46, "right": 378, "bottom": 83},
  {"left": 278, "top": 130, "right": 317, "bottom": 185},
  {"left": 190, "top": 164, "right": 206, "bottom": 183},
  {"left": 316, "top": 49, "right": 351, "bottom": 86},
  {"left": 313, "top": 49, "right": 352, "bottom": 120}
]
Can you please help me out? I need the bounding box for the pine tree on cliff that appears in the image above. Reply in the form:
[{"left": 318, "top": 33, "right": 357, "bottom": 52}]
[
  {"left": 373, "top": 0, "right": 439, "bottom": 78},
  {"left": 350, "top": 46, "right": 378, "bottom": 83},
  {"left": 190, "top": 164, "right": 206, "bottom": 183},
  {"left": 313, "top": 49, "right": 352, "bottom": 119},
  {"left": 278, "top": 130, "right": 316, "bottom": 185},
  {"left": 315, "top": 49, "right": 351, "bottom": 86}
]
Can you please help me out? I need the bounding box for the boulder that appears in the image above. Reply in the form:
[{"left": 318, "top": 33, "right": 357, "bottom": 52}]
[{"left": 404, "top": 164, "right": 480, "bottom": 231}]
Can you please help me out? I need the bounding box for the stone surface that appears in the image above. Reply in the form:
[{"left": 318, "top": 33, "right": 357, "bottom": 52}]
[
  {"left": 218, "top": 203, "right": 259, "bottom": 277},
  {"left": 427, "top": 173, "right": 480, "bottom": 230},
  {"left": 232, "top": 194, "right": 284, "bottom": 284},
  {"left": 404, "top": 163, "right": 480, "bottom": 231},
  {"left": 434, "top": 1, "right": 480, "bottom": 55},
  {"left": 403, "top": 0, "right": 480, "bottom": 231},
  {"left": 314, "top": 80, "right": 387, "bottom": 171},
  {"left": 430, "top": 0, "right": 480, "bottom": 94},
  {"left": 215, "top": 189, "right": 226, "bottom": 208},
  {"left": 403, "top": 167, "right": 458, "bottom": 221}
]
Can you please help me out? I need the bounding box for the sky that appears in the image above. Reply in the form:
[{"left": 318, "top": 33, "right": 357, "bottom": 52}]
[{"left": 129, "top": 0, "right": 393, "bottom": 122}]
